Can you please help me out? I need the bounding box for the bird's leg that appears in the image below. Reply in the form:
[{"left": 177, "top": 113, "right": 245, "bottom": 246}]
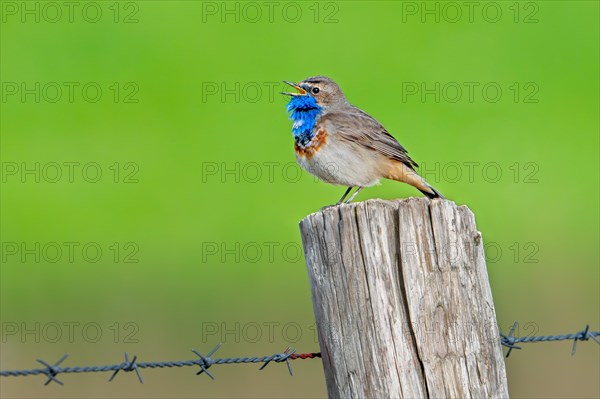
[
  {"left": 344, "top": 187, "right": 363, "bottom": 203},
  {"left": 336, "top": 187, "right": 354, "bottom": 205},
  {"left": 321, "top": 187, "right": 355, "bottom": 210}
]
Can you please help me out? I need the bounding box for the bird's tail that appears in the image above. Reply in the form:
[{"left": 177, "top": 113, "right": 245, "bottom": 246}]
[
  {"left": 418, "top": 184, "right": 445, "bottom": 199},
  {"left": 384, "top": 161, "right": 445, "bottom": 199}
]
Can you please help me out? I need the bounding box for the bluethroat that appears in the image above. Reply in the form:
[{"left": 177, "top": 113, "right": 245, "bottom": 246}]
[{"left": 282, "top": 75, "right": 444, "bottom": 205}]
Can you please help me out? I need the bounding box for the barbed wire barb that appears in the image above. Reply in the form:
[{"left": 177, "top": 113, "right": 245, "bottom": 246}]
[
  {"left": 500, "top": 321, "right": 522, "bottom": 357},
  {"left": 36, "top": 353, "right": 69, "bottom": 386},
  {"left": 109, "top": 353, "right": 143, "bottom": 384},
  {"left": 572, "top": 325, "right": 600, "bottom": 355},
  {"left": 191, "top": 343, "right": 221, "bottom": 380},
  {"left": 258, "top": 347, "right": 295, "bottom": 376},
  {"left": 258, "top": 346, "right": 295, "bottom": 376}
]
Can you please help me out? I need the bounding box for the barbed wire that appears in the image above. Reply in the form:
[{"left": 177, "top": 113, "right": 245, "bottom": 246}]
[
  {"left": 0, "top": 344, "right": 321, "bottom": 385},
  {"left": 500, "top": 322, "right": 599, "bottom": 357},
  {"left": 1, "top": 323, "right": 598, "bottom": 386}
]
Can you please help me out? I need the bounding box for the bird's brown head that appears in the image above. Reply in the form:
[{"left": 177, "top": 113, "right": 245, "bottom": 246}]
[{"left": 282, "top": 76, "right": 348, "bottom": 109}]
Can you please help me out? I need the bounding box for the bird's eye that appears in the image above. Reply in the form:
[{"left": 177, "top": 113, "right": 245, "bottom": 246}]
[{"left": 311, "top": 87, "right": 320, "bottom": 94}]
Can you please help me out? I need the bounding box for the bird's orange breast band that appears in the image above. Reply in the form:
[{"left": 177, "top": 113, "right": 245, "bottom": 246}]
[{"left": 295, "top": 128, "right": 328, "bottom": 158}]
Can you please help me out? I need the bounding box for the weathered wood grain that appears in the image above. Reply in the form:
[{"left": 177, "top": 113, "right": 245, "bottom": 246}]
[{"left": 299, "top": 198, "right": 509, "bottom": 398}]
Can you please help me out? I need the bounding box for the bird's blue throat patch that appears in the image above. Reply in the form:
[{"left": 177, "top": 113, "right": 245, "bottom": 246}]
[{"left": 286, "top": 95, "right": 322, "bottom": 148}]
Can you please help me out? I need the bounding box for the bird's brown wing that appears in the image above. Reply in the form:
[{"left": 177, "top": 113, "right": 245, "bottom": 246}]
[{"left": 322, "top": 106, "right": 418, "bottom": 170}]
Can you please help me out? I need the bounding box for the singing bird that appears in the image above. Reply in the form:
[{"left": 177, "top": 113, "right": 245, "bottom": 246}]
[{"left": 282, "top": 76, "right": 444, "bottom": 205}]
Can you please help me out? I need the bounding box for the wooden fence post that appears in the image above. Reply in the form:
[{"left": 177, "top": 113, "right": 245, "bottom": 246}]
[{"left": 299, "top": 198, "right": 509, "bottom": 398}]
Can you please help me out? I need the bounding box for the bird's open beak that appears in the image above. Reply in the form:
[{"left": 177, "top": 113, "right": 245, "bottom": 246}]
[{"left": 281, "top": 80, "right": 307, "bottom": 96}]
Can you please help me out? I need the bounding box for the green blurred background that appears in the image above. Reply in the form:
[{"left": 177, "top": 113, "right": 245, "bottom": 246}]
[{"left": 1, "top": 1, "right": 598, "bottom": 397}]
